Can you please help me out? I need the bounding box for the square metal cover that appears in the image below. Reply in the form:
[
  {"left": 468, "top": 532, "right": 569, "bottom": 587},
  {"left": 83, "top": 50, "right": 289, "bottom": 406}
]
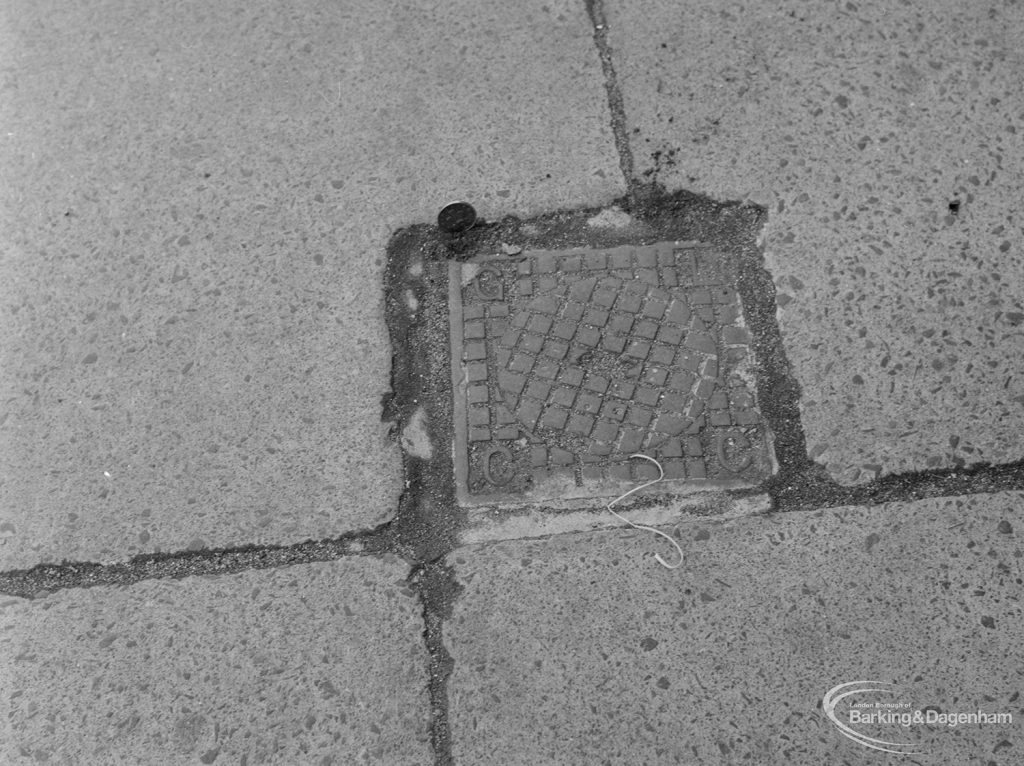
[{"left": 449, "top": 241, "right": 773, "bottom": 506}]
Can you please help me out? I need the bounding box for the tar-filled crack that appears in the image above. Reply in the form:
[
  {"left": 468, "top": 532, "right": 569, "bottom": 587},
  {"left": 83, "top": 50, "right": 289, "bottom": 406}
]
[
  {"left": 411, "top": 561, "right": 462, "bottom": 766},
  {"left": 767, "top": 458, "right": 1024, "bottom": 514},
  {"left": 584, "top": 0, "right": 638, "bottom": 205},
  {"left": 382, "top": 228, "right": 465, "bottom": 765},
  {"left": 0, "top": 522, "right": 396, "bottom": 600}
]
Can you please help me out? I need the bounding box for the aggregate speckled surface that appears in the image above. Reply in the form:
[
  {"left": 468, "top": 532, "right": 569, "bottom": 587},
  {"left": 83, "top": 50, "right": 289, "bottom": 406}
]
[
  {"left": 0, "top": 556, "right": 429, "bottom": 765},
  {"left": 0, "top": 0, "right": 622, "bottom": 567},
  {"left": 446, "top": 493, "right": 1024, "bottom": 765},
  {"left": 606, "top": 0, "right": 1024, "bottom": 484}
]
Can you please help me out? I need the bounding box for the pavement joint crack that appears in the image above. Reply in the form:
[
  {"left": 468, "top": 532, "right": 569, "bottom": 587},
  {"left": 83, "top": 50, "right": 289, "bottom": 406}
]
[
  {"left": 0, "top": 521, "right": 397, "bottom": 600},
  {"left": 584, "top": 0, "right": 637, "bottom": 204},
  {"left": 3, "top": 452, "right": 1021, "bottom": 601},
  {"left": 410, "top": 561, "right": 461, "bottom": 766}
]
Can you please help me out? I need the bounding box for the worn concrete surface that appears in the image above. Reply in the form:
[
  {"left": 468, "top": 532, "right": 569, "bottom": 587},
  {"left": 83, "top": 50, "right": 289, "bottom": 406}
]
[
  {"left": 607, "top": 0, "right": 1024, "bottom": 484},
  {"left": 447, "top": 493, "right": 1023, "bottom": 764},
  {"left": 3, "top": 0, "right": 1024, "bottom": 764},
  {"left": 0, "top": 0, "right": 622, "bottom": 568},
  {"left": 0, "top": 556, "right": 429, "bottom": 765}
]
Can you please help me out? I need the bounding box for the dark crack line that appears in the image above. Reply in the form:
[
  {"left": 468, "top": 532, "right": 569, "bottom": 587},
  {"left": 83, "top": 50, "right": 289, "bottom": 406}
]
[
  {"left": 0, "top": 521, "right": 398, "bottom": 600},
  {"left": 767, "top": 458, "right": 1024, "bottom": 514},
  {"left": 2, "top": 455, "right": 1022, "bottom": 599},
  {"left": 411, "top": 562, "right": 461, "bottom": 766},
  {"left": 584, "top": 0, "right": 638, "bottom": 204},
  {"left": 384, "top": 227, "right": 466, "bottom": 765}
]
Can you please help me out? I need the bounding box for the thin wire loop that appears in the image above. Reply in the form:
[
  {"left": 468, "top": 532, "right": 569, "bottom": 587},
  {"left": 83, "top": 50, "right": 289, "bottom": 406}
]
[{"left": 606, "top": 454, "right": 684, "bottom": 570}]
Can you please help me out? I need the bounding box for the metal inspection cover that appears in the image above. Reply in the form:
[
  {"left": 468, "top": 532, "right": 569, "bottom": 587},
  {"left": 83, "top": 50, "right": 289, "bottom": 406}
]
[
  {"left": 449, "top": 241, "right": 773, "bottom": 507},
  {"left": 384, "top": 193, "right": 780, "bottom": 537}
]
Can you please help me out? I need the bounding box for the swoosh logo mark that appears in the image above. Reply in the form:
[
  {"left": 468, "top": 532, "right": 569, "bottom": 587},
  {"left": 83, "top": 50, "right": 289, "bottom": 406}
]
[{"left": 823, "top": 681, "right": 924, "bottom": 755}]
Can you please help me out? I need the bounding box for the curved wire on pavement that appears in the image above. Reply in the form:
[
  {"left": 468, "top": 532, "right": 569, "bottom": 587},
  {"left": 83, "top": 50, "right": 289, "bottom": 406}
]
[{"left": 606, "top": 453, "right": 685, "bottom": 570}]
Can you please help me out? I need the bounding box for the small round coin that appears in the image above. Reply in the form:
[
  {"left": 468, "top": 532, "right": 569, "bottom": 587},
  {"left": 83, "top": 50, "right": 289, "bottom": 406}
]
[{"left": 437, "top": 201, "right": 477, "bottom": 233}]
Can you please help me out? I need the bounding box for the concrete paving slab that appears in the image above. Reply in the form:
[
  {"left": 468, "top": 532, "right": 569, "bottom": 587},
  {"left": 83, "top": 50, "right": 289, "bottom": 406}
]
[
  {"left": 605, "top": 0, "right": 1024, "bottom": 484},
  {"left": 447, "top": 493, "right": 1023, "bottom": 764},
  {"left": 0, "top": 555, "right": 429, "bottom": 765},
  {"left": 0, "top": 0, "right": 622, "bottom": 567}
]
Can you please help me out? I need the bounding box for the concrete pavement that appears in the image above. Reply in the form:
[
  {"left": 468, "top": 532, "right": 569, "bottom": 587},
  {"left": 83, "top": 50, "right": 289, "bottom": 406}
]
[
  {"left": 608, "top": 0, "right": 1024, "bottom": 484},
  {"left": 447, "top": 493, "right": 1022, "bottom": 765},
  {"left": 1, "top": 0, "right": 1023, "bottom": 764},
  {"left": 0, "top": 0, "right": 621, "bottom": 569},
  {"left": 2, "top": 556, "right": 430, "bottom": 765}
]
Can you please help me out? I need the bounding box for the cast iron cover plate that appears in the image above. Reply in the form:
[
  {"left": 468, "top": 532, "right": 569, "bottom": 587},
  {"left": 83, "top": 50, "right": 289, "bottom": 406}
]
[
  {"left": 449, "top": 241, "right": 772, "bottom": 506},
  {"left": 383, "top": 193, "right": 781, "bottom": 522}
]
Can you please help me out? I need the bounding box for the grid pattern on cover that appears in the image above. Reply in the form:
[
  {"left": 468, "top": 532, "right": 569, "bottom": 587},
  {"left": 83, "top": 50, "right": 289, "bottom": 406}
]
[
  {"left": 496, "top": 269, "right": 724, "bottom": 458},
  {"left": 457, "top": 243, "right": 764, "bottom": 490}
]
